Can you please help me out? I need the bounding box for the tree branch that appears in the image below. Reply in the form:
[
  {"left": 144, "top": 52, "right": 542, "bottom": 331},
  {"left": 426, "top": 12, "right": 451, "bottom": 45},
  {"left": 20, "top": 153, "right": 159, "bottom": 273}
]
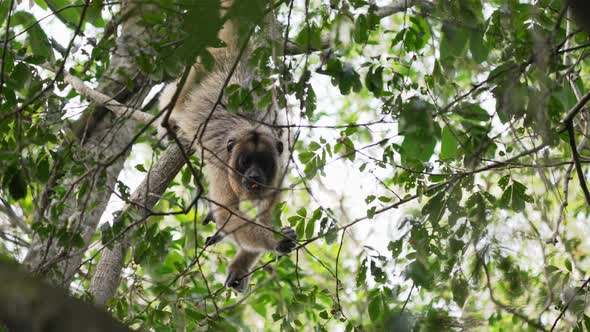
[
  {"left": 24, "top": 0, "right": 155, "bottom": 286},
  {"left": 373, "top": 0, "right": 431, "bottom": 17},
  {"left": 566, "top": 121, "right": 590, "bottom": 205},
  {"left": 284, "top": 0, "right": 432, "bottom": 55},
  {"left": 0, "top": 196, "right": 30, "bottom": 233},
  {"left": 63, "top": 73, "right": 155, "bottom": 125},
  {"left": 560, "top": 89, "right": 590, "bottom": 131},
  {"left": 89, "top": 142, "right": 190, "bottom": 305}
]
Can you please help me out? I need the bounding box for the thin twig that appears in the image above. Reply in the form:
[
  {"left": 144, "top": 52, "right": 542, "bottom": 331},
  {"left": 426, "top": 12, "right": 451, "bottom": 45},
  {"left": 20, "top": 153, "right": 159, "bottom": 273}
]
[
  {"left": 0, "top": 0, "right": 15, "bottom": 100},
  {"left": 400, "top": 283, "right": 414, "bottom": 314},
  {"left": 550, "top": 275, "right": 590, "bottom": 331},
  {"left": 566, "top": 121, "right": 590, "bottom": 205}
]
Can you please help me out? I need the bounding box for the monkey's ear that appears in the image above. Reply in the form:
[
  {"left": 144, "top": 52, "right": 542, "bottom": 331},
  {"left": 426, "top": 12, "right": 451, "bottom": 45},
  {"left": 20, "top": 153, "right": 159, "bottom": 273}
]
[
  {"left": 276, "top": 141, "right": 283, "bottom": 154},
  {"left": 227, "top": 139, "right": 236, "bottom": 152}
]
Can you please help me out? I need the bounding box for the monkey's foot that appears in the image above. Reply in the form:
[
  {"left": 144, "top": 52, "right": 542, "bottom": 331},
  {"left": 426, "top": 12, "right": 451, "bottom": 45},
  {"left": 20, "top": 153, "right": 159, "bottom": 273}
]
[
  {"left": 275, "top": 227, "right": 298, "bottom": 254},
  {"left": 224, "top": 269, "right": 249, "bottom": 293}
]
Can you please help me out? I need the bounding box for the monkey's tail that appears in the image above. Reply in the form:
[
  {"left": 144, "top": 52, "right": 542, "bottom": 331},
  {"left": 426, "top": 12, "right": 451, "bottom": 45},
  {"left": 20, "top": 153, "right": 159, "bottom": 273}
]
[
  {"left": 217, "top": 0, "right": 268, "bottom": 52},
  {"left": 217, "top": 0, "right": 240, "bottom": 52}
]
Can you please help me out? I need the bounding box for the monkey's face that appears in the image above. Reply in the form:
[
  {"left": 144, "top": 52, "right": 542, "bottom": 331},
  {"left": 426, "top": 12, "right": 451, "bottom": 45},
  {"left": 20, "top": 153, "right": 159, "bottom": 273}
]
[{"left": 226, "top": 129, "right": 284, "bottom": 197}]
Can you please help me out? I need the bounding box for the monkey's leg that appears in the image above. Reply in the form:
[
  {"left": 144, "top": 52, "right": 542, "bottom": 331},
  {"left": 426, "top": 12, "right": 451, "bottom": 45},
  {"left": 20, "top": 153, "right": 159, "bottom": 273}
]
[{"left": 224, "top": 250, "right": 260, "bottom": 293}]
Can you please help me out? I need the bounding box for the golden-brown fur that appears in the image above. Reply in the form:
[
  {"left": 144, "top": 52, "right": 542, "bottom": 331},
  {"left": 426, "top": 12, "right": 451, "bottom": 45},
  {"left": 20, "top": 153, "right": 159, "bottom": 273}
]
[{"left": 158, "top": 1, "right": 295, "bottom": 292}]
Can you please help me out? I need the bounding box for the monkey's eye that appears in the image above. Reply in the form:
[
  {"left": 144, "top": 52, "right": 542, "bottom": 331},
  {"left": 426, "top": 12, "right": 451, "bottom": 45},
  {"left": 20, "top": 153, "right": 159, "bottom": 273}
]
[
  {"left": 276, "top": 141, "right": 283, "bottom": 154},
  {"left": 227, "top": 139, "right": 236, "bottom": 152}
]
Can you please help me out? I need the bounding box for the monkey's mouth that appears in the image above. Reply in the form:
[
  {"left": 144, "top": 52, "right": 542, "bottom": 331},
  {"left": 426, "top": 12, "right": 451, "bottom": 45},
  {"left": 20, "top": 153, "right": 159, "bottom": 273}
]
[{"left": 243, "top": 180, "right": 265, "bottom": 193}]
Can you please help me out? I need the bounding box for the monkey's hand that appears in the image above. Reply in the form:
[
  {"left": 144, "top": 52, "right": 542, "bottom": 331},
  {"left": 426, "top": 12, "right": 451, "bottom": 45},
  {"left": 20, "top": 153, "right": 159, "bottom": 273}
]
[
  {"left": 275, "top": 227, "right": 297, "bottom": 254},
  {"left": 205, "top": 234, "right": 223, "bottom": 246},
  {"left": 156, "top": 115, "right": 180, "bottom": 142}
]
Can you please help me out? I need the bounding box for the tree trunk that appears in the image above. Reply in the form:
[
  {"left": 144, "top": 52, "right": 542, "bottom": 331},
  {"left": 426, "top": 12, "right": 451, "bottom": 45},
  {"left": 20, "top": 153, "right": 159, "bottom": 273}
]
[
  {"left": 89, "top": 142, "right": 189, "bottom": 305},
  {"left": 0, "top": 261, "right": 131, "bottom": 332},
  {"left": 23, "top": 0, "right": 154, "bottom": 286}
]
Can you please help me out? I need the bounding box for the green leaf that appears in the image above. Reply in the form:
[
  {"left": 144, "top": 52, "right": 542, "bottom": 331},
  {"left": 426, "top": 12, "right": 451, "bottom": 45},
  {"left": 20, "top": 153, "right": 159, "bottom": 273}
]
[
  {"left": 45, "top": 0, "right": 84, "bottom": 28},
  {"left": 287, "top": 215, "right": 303, "bottom": 226},
  {"left": 422, "top": 192, "right": 446, "bottom": 224},
  {"left": 12, "top": 11, "right": 52, "bottom": 59},
  {"left": 498, "top": 175, "right": 510, "bottom": 190},
  {"left": 403, "top": 16, "right": 430, "bottom": 52},
  {"left": 456, "top": 103, "right": 490, "bottom": 123},
  {"left": 296, "top": 219, "right": 305, "bottom": 239},
  {"left": 499, "top": 180, "right": 532, "bottom": 211},
  {"left": 368, "top": 294, "right": 383, "bottom": 321},
  {"left": 308, "top": 141, "right": 321, "bottom": 151},
  {"left": 406, "top": 260, "right": 433, "bottom": 289},
  {"left": 304, "top": 85, "right": 317, "bottom": 118},
  {"left": 298, "top": 151, "right": 314, "bottom": 164},
  {"left": 451, "top": 277, "right": 469, "bottom": 307},
  {"left": 297, "top": 207, "right": 307, "bottom": 217},
  {"left": 353, "top": 14, "right": 368, "bottom": 44},
  {"left": 8, "top": 169, "right": 27, "bottom": 200},
  {"left": 87, "top": 0, "right": 105, "bottom": 27},
  {"left": 370, "top": 261, "right": 386, "bottom": 283},
  {"left": 36, "top": 155, "right": 50, "bottom": 183},
  {"left": 0, "top": 1, "right": 13, "bottom": 25},
  {"left": 338, "top": 64, "right": 363, "bottom": 95},
  {"left": 398, "top": 98, "right": 439, "bottom": 165},
  {"left": 272, "top": 202, "right": 285, "bottom": 229},
  {"left": 135, "top": 164, "right": 147, "bottom": 173},
  {"left": 469, "top": 28, "right": 489, "bottom": 63},
  {"left": 387, "top": 240, "right": 402, "bottom": 257},
  {"left": 401, "top": 135, "right": 436, "bottom": 165},
  {"left": 295, "top": 23, "right": 322, "bottom": 50},
  {"left": 226, "top": 84, "right": 254, "bottom": 112},
  {"left": 378, "top": 196, "right": 392, "bottom": 203},
  {"left": 366, "top": 206, "right": 376, "bottom": 219},
  {"left": 398, "top": 98, "right": 436, "bottom": 137},
  {"left": 440, "top": 22, "right": 468, "bottom": 68},
  {"left": 356, "top": 258, "right": 367, "bottom": 287},
  {"left": 186, "top": 308, "right": 206, "bottom": 321},
  {"left": 440, "top": 126, "right": 459, "bottom": 160},
  {"left": 365, "top": 66, "right": 383, "bottom": 97},
  {"left": 8, "top": 63, "right": 32, "bottom": 91},
  {"left": 311, "top": 208, "right": 322, "bottom": 221},
  {"left": 391, "top": 29, "right": 406, "bottom": 48},
  {"left": 177, "top": 1, "right": 223, "bottom": 63},
  {"left": 324, "top": 227, "right": 338, "bottom": 244},
  {"left": 305, "top": 218, "right": 315, "bottom": 239}
]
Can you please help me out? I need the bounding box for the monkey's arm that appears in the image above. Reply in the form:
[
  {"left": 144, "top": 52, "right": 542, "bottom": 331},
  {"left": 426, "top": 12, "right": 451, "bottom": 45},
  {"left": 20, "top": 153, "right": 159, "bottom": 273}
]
[
  {"left": 214, "top": 207, "right": 276, "bottom": 251},
  {"left": 211, "top": 201, "right": 296, "bottom": 254}
]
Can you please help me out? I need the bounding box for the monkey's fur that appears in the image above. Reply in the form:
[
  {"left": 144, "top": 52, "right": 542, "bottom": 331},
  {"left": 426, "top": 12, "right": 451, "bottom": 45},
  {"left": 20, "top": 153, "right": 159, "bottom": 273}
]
[{"left": 158, "top": 3, "right": 296, "bottom": 292}]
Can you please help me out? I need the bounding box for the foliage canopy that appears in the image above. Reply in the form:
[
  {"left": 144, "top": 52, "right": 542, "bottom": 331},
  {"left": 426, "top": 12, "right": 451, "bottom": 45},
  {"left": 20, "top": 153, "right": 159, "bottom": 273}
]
[{"left": 1, "top": 0, "right": 590, "bottom": 331}]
